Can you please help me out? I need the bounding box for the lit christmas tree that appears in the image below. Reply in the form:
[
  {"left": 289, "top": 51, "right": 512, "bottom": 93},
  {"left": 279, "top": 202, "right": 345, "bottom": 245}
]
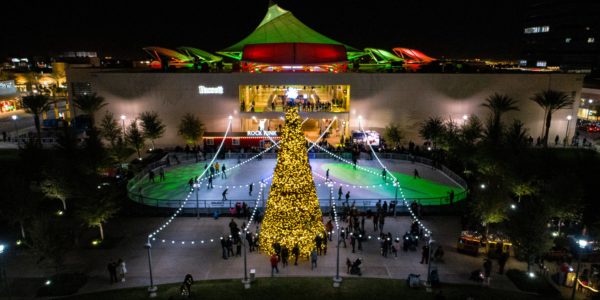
[{"left": 259, "top": 106, "right": 324, "bottom": 257}]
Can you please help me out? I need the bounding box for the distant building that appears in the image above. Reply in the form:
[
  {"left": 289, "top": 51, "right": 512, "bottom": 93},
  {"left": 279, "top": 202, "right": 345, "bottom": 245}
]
[{"left": 520, "top": 0, "right": 600, "bottom": 74}]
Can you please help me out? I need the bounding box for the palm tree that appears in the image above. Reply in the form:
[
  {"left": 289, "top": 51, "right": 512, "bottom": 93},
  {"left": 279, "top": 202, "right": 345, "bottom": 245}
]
[
  {"left": 178, "top": 113, "right": 205, "bottom": 145},
  {"left": 418, "top": 116, "right": 445, "bottom": 149},
  {"left": 139, "top": 111, "right": 166, "bottom": 150},
  {"left": 22, "top": 94, "right": 52, "bottom": 140},
  {"left": 99, "top": 112, "right": 122, "bottom": 147},
  {"left": 73, "top": 93, "right": 107, "bottom": 127},
  {"left": 481, "top": 93, "right": 519, "bottom": 145},
  {"left": 530, "top": 90, "right": 574, "bottom": 146},
  {"left": 504, "top": 119, "right": 529, "bottom": 151},
  {"left": 125, "top": 120, "right": 145, "bottom": 159},
  {"left": 383, "top": 123, "right": 404, "bottom": 150}
]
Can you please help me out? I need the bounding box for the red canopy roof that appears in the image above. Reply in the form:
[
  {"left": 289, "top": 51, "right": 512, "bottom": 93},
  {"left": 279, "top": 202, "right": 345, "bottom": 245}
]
[{"left": 242, "top": 43, "right": 347, "bottom": 65}]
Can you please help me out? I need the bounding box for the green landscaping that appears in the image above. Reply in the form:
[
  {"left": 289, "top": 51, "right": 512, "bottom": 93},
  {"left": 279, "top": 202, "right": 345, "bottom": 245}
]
[{"left": 66, "top": 277, "right": 553, "bottom": 300}]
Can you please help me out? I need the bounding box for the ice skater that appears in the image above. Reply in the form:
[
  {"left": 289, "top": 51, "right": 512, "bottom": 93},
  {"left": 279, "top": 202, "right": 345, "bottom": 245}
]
[
  {"left": 222, "top": 188, "right": 228, "bottom": 201},
  {"left": 249, "top": 183, "right": 253, "bottom": 196}
]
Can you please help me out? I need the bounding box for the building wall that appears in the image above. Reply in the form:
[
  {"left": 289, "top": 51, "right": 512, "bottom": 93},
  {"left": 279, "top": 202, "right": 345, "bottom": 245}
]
[{"left": 67, "top": 68, "right": 584, "bottom": 147}]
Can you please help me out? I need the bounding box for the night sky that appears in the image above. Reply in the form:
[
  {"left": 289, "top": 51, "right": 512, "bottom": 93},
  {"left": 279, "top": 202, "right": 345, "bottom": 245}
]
[{"left": 3, "top": 0, "right": 524, "bottom": 60}]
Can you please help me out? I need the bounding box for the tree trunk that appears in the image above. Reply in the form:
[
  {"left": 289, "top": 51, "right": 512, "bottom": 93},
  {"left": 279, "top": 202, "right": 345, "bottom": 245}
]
[
  {"left": 34, "top": 113, "right": 41, "bottom": 140},
  {"left": 99, "top": 223, "right": 105, "bottom": 240},
  {"left": 543, "top": 111, "right": 552, "bottom": 147},
  {"left": 20, "top": 222, "right": 26, "bottom": 238}
]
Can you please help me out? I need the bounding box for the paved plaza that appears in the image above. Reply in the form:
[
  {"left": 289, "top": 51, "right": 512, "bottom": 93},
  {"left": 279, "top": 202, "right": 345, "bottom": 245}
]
[{"left": 5, "top": 214, "right": 525, "bottom": 297}]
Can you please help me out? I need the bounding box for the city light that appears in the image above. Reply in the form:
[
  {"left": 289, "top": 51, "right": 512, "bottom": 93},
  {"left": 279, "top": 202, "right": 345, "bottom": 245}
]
[
  {"left": 510, "top": 204, "right": 516, "bottom": 210},
  {"left": 11, "top": 115, "right": 17, "bottom": 121},
  {"left": 567, "top": 115, "right": 572, "bottom": 121},
  {"left": 480, "top": 184, "right": 486, "bottom": 189},
  {"left": 578, "top": 239, "right": 588, "bottom": 248},
  {"left": 120, "top": 114, "right": 126, "bottom": 120},
  {"left": 0, "top": 244, "right": 4, "bottom": 254}
]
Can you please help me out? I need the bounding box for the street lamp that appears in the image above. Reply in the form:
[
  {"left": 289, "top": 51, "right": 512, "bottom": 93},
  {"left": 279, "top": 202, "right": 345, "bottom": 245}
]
[
  {"left": 241, "top": 230, "right": 250, "bottom": 289},
  {"left": 462, "top": 114, "right": 468, "bottom": 126},
  {"left": 144, "top": 239, "right": 157, "bottom": 298},
  {"left": 11, "top": 115, "right": 18, "bottom": 146},
  {"left": 120, "top": 115, "right": 126, "bottom": 139},
  {"left": 571, "top": 238, "right": 588, "bottom": 300},
  {"left": 330, "top": 182, "right": 342, "bottom": 288},
  {"left": 565, "top": 115, "right": 572, "bottom": 147},
  {"left": 194, "top": 184, "right": 200, "bottom": 219},
  {"left": 0, "top": 244, "right": 11, "bottom": 299}
]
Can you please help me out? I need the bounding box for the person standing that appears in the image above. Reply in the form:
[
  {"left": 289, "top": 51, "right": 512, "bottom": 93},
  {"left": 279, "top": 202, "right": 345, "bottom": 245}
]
[
  {"left": 188, "top": 177, "right": 194, "bottom": 191},
  {"left": 350, "top": 233, "right": 356, "bottom": 253},
  {"left": 326, "top": 168, "right": 330, "bottom": 181},
  {"left": 345, "top": 191, "right": 350, "bottom": 205},
  {"left": 222, "top": 189, "right": 228, "bottom": 201},
  {"left": 338, "top": 186, "right": 343, "bottom": 200},
  {"left": 421, "top": 244, "right": 430, "bottom": 264},
  {"left": 249, "top": 183, "right": 253, "bottom": 196},
  {"left": 215, "top": 162, "right": 220, "bottom": 175},
  {"left": 117, "top": 258, "right": 127, "bottom": 282},
  {"left": 149, "top": 170, "right": 155, "bottom": 183},
  {"left": 413, "top": 168, "right": 420, "bottom": 179},
  {"left": 222, "top": 164, "right": 227, "bottom": 179},
  {"left": 208, "top": 175, "right": 213, "bottom": 189},
  {"left": 107, "top": 260, "right": 117, "bottom": 284},
  {"left": 159, "top": 167, "right": 165, "bottom": 181},
  {"left": 270, "top": 253, "right": 280, "bottom": 276},
  {"left": 281, "top": 247, "right": 289, "bottom": 267},
  {"left": 382, "top": 168, "right": 387, "bottom": 182},
  {"left": 292, "top": 244, "right": 300, "bottom": 265},
  {"left": 325, "top": 220, "right": 334, "bottom": 241},
  {"left": 483, "top": 259, "right": 493, "bottom": 285},
  {"left": 498, "top": 252, "right": 509, "bottom": 275},
  {"left": 311, "top": 249, "right": 318, "bottom": 270}
]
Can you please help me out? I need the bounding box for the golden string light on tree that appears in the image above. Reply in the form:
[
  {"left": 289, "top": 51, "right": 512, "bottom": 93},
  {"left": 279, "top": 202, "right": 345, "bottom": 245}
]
[{"left": 259, "top": 107, "right": 324, "bottom": 257}]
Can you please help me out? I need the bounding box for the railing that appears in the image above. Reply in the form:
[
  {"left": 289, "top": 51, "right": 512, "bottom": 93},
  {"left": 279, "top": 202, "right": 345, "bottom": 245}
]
[
  {"left": 126, "top": 191, "right": 468, "bottom": 213},
  {"left": 126, "top": 151, "right": 469, "bottom": 207}
]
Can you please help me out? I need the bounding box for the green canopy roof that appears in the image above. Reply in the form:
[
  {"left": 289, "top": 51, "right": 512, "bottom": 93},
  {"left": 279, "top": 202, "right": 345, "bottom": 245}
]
[{"left": 219, "top": 3, "right": 358, "bottom": 59}]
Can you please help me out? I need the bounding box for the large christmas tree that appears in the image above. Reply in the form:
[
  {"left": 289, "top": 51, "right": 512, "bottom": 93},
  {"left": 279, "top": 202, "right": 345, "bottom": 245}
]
[{"left": 259, "top": 107, "right": 324, "bottom": 257}]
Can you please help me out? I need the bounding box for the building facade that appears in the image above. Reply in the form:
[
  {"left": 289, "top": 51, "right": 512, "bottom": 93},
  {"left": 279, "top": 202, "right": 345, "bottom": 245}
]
[{"left": 67, "top": 68, "right": 583, "bottom": 147}]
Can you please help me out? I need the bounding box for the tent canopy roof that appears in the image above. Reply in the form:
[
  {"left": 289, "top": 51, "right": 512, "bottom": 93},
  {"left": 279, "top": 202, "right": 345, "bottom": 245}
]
[{"left": 220, "top": 3, "right": 358, "bottom": 54}]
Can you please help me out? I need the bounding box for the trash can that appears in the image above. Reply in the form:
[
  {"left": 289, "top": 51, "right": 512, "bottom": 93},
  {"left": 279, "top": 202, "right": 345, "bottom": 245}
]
[{"left": 250, "top": 269, "right": 256, "bottom": 281}]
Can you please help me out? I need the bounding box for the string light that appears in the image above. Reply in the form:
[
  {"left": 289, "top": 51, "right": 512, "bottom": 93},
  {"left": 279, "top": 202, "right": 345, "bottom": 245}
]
[
  {"left": 147, "top": 117, "right": 233, "bottom": 241},
  {"left": 259, "top": 107, "right": 325, "bottom": 258},
  {"left": 358, "top": 120, "right": 432, "bottom": 236}
]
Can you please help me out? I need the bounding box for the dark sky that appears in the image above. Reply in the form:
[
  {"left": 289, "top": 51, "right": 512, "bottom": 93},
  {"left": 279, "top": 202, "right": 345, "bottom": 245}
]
[{"left": 2, "top": 0, "right": 525, "bottom": 60}]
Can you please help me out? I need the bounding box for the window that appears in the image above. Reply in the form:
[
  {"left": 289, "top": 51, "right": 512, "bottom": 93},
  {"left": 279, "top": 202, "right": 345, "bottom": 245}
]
[
  {"left": 588, "top": 37, "right": 595, "bottom": 43},
  {"left": 536, "top": 61, "right": 547, "bottom": 67},
  {"left": 206, "top": 138, "right": 214, "bottom": 146},
  {"left": 565, "top": 37, "right": 572, "bottom": 43},
  {"left": 524, "top": 25, "right": 550, "bottom": 34},
  {"left": 232, "top": 138, "right": 240, "bottom": 146}
]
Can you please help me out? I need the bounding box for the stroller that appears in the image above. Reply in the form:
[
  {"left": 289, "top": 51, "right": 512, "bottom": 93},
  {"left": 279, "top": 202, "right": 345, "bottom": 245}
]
[
  {"left": 350, "top": 258, "right": 362, "bottom": 276},
  {"left": 469, "top": 269, "right": 484, "bottom": 282}
]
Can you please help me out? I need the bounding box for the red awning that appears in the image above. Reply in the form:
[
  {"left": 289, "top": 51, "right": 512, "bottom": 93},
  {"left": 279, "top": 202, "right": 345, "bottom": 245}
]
[{"left": 242, "top": 43, "right": 347, "bottom": 65}]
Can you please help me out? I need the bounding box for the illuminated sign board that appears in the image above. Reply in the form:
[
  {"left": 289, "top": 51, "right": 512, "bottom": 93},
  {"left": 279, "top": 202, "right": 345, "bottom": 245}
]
[
  {"left": 247, "top": 131, "right": 277, "bottom": 136},
  {"left": 0, "top": 80, "right": 16, "bottom": 96},
  {"left": 198, "top": 85, "right": 223, "bottom": 94}
]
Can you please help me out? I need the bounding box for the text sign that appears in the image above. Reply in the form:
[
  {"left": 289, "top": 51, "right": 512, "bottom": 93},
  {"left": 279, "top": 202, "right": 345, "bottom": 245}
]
[
  {"left": 247, "top": 131, "right": 277, "bottom": 136},
  {"left": 198, "top": 85, "right": 223, "bottom": 94},
  {"left": 0, "top": 80, "right": 16, "bottom": 96}
]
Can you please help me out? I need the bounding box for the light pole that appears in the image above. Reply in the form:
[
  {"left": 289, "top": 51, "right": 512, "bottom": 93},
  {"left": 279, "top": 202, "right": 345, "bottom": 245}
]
[
  {"left": 0, "top": 244, "right": 10, "bottom": 300},
  {"left": 394, "top": 182, "right": 398, "bottom": 217},
  {"left": 120, "top": 115, "right": 126, "bottom": 139},
  {"left": 565, "top": 115, "right": 572, "bottom": 147},
  {"left": 144, "top": 239, "right": 157, "bottom": 298},
  {"left": 426, "top": 236, "right": 434, "bottom": 286},
  {"left": 241, "top": 230, "right": 250, "bottom": 289},
  {"left": 11, "top": 115, "right": 18, "bottom": 146},
  {"left": 330, "top": 182, "right": 342, "bottom": 288},
  {"left": 571, "top": 239, "right": 588, "bottom": 300},
  {"left": 194, "top": 184, "right": 200, "bottom": 219}
]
